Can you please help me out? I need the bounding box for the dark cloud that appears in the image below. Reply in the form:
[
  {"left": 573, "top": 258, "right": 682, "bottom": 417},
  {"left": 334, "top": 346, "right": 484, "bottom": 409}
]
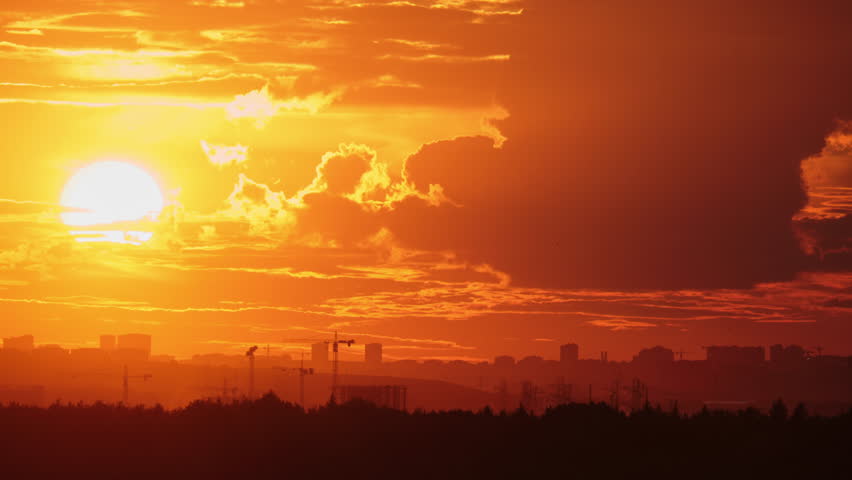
[
  {"left": 381, "top": 0, "right": 852, "bottom": 289},
  {"left": 795, "top": 215, "right": 852, "bottom": 270}
]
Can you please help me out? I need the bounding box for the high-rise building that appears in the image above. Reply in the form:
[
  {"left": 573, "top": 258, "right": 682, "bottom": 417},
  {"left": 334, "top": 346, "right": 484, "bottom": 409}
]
[
  {"left": 560, "top": 343, "right": 579, "bottom": 363},
  {"left": 33, "top": 345, "right": 69, "bottom": 364},
  {"left": 312, "top": 342, "right": 328, "bottom": 367},
  {"left": 518, "top": 355, "right": 545, "bottom": 368},
  {"left": 2, "top": 334, "right": 34, "bottom": 352},
  {"left": 100, "top": 334, "right": 116, "bottom": 351},
  {"left": 769, "top": 344, "right": 806, "bottom": 365},
  {"left": 633, "top": 346, "right": 675, "bottom": 364},
  {"left": 494, "top": 355, "right": 515, "bottom": 369},
  {"left": 116, "top": 334, "right": 151, "bottom": 359},
  {"left": 706, "top": 346, "right": 765, "bottom": 366},
  {"left": 365, "top": 343, "right": 382, "bottom": 365},
  {"left": 70, "top": 348, "right": 108, "bottom": 368}
]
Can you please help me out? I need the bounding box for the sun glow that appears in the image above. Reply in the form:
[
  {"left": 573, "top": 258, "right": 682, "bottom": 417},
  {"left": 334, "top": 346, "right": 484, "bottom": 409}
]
[{"left": 60, "top": 161, "right": 164, "bottom": 244}]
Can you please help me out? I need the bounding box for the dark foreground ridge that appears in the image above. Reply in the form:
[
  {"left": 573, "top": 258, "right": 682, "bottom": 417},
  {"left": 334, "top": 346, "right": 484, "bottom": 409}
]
[{"left": 2, "top": 393, "right": 850, "bottom": 479}]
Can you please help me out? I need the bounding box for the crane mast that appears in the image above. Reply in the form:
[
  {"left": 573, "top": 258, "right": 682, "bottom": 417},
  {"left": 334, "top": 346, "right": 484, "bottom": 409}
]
[
  {"left": 281, "top": 332, "right": 354, "bottom": 403},
  {"left": 246, "top": 345, "right": 258, "bottom": 399},
  {"left": 122, "top": 365, "right": 152, "bottom": 404},
  {"left": 330, "top": 331, "right": 355, "bottom": 401}
]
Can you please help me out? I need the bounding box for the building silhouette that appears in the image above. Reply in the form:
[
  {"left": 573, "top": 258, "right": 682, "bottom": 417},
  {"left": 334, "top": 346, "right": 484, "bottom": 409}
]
[
  {"left": 117, "top": 334, "right": 151, "bottom": 355},
  {"left": 3, "top": 334, "right": 34, "bottom": 352},
  {"left": 70, "top": 348, "right": 108, "bottom": 369},
  {"left": 518, "top": 355, "right": 545, "bottom": 369},
  {"left": 115, "top": 334, "right": 152, "bottom": 362},
  {"left": 365, "top": 343, "right": 382, "bottom": 365},
  {"left": 100, "top": 334, "right": 116, "bottom": 351},
  {"left": 33, "top": 344, "right": 68, "bottom": 364},
  {"left": 706, "top": 345, "right": 765, "bottom": 366},
  {"left": 769, "top": 344, "right": 806, "bottom": 365},
  {"left": 633, "top": 346, "right": 675, "bottom": 364},
  {"left": 560, "top": 343, "right": 579, "bottom": 363},
  {"left": 494, "top": 355, "right": 515, "bottom": 369}
]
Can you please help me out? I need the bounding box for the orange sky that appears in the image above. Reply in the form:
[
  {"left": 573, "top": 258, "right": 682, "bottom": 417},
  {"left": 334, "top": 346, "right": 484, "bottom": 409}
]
[{"left": 0, "top": 0, "right": 850, "bottom": 361}]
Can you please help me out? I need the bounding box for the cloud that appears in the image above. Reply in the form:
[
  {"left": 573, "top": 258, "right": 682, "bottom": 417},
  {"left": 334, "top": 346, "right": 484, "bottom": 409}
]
[
  {"left": 377, "top": 53, "right": 510, "bottom": 62},
  {"left": 225, "top": 85, "right": 343, "bottom": 127},
  {"left": 200, "top": 29, "right": 262, "bottom": 43},
  {"left": 586, "top": 319, "right": 658, "bottom": 331},
  {"left": 367, "top": 74, "right": 423, "bottom": 89},
  {"left": 4, "top": 10, "right": 147, "bottom": 34},
  {"left": 6, "top": 29, "right": 43, "bottom": 36},
  {"left": 225, "top": 85, "right": 279, "bottom": 127},
  {"left": 225, "top": 174, "right": 295, "bottom": 236},
  {"left": 0, "top": 237, "right": 79, "bottom": 280},
  {"left": 199, "top": 225, "right": 217, "bottom": 241},
  {"left": 801, "top": 123, "right": 852, "bottom": 191},
  {"left": 190, "top": 0, "right": 246, "bottom": 7},
  {"left": 793, "top": 123, "right": 852, "bottom": 267},
  {"left": 200, "top": 140, "right": 249, "bottom": 168},
  {"left": 380, "top": 38, "right": 451, "bottom": 50},
  {"left": 376, "top": 1, "right": 852, "bottom": 290},
  {"left": 300, "top": 143, "right": 378, "bottom": 197}
]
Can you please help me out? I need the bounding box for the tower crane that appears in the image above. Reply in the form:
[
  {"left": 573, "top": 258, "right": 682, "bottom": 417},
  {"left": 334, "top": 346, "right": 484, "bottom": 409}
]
[
  {"left": 246, "top": 345, "right": 258, "bottom": 398},
  {"left": 122, "top": 365, "right": 152, "bottom": 404},
  {"left": 281, "top": 331, "right": 355, "bottom": 402},
  {"left": 72, "top": 367, "right": 151, "bottom": 405},
  {"left": 279, "top": 353, "right": 314, "bottom": 406},
  {"left": 330, "top": 331, "right": 355, "bottom": 400}
]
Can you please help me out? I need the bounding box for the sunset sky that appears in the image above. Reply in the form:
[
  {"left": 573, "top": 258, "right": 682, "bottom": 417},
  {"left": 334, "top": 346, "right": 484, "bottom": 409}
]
[{"left": 1, "top": 0, "right": 850, "bottom": 362}]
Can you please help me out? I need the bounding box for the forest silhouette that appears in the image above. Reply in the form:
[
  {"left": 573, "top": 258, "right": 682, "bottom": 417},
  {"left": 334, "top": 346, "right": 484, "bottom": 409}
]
[{"left": 1, "top": 394, "right": 849, "bottom": 478}]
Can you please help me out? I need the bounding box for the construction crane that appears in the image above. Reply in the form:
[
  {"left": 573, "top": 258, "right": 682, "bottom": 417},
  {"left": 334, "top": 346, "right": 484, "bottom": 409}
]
[
  {"left": 246, "top": 346, "right": 258, "bottom": 398},
  {"left": 122, "top": 365, "right": 152, "bottom": 404},
  {"left": 281, "top": 331, "right": 355, "bottom": 402},
  {"left": 330, "top": 331, "right": 355, "bottom": 399},
  {"left": 72, "top": 368, "right": 150, "bottom": 405},
  {"left": 279, "top": 353, "right": 314, "bottom": 406}
]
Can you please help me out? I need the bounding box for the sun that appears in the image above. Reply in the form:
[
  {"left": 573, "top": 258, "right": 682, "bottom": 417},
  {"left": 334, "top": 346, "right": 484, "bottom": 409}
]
[{"left": 60, "top": 161, "right": 164, "bottom": 244}]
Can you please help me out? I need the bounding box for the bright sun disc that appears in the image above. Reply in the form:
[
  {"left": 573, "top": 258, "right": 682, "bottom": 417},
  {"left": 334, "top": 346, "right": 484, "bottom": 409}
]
[{"left": 61, "top": 161, "right": 164, "bottom": 244}]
